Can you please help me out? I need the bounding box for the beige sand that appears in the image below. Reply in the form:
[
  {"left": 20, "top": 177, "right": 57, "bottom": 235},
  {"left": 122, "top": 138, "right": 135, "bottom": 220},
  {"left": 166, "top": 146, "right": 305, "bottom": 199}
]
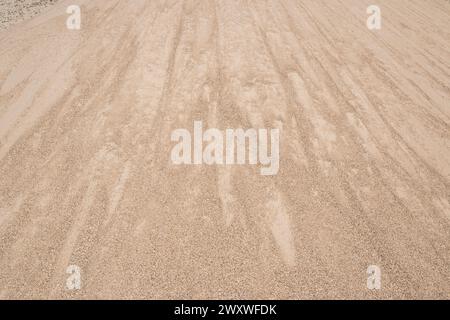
[
  {"left": 0, "top": 0, "right": 58, "bottom": 31},
  {"left": 0, "top": 0, "right": 449, "bottom": 299}
]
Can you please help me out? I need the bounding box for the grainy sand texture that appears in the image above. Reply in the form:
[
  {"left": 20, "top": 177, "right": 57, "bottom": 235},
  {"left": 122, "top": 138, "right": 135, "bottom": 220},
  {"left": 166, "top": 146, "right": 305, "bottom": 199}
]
[
  {"left": 0, "top": 0, "right": 59, "bottom": 30},
  {"left": 0, "top": 0, "right": 449, "bottom": 299}
]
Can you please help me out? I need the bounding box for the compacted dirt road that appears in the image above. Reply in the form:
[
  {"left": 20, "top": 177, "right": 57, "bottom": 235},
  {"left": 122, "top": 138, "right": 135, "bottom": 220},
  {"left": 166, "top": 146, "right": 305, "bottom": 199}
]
[{"left": 0, "top": 0, "right": 449, "bottom": 299}]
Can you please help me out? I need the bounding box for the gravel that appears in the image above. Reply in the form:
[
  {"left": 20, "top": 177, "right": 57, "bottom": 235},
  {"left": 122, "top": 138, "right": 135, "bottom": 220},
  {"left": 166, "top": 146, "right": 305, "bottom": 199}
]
[{"left": 0, "top": 0, "right": 59, "bottom": 30}]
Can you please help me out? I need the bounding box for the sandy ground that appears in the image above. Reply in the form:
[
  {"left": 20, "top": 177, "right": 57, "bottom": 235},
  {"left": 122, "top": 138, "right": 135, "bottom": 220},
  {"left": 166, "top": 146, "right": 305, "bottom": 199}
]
[
  {"left": 0, "top": 0, "right": 449, "bottom": 299},
  {"left": 0, "top": 0, "right": 59, "bottom": 31}
]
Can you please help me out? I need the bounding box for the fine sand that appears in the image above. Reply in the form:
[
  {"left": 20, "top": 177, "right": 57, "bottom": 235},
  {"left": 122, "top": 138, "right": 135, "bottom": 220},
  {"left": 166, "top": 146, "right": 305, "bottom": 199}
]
[{"left": 0, "top": 0, "right": 449, "bottom": 299}]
